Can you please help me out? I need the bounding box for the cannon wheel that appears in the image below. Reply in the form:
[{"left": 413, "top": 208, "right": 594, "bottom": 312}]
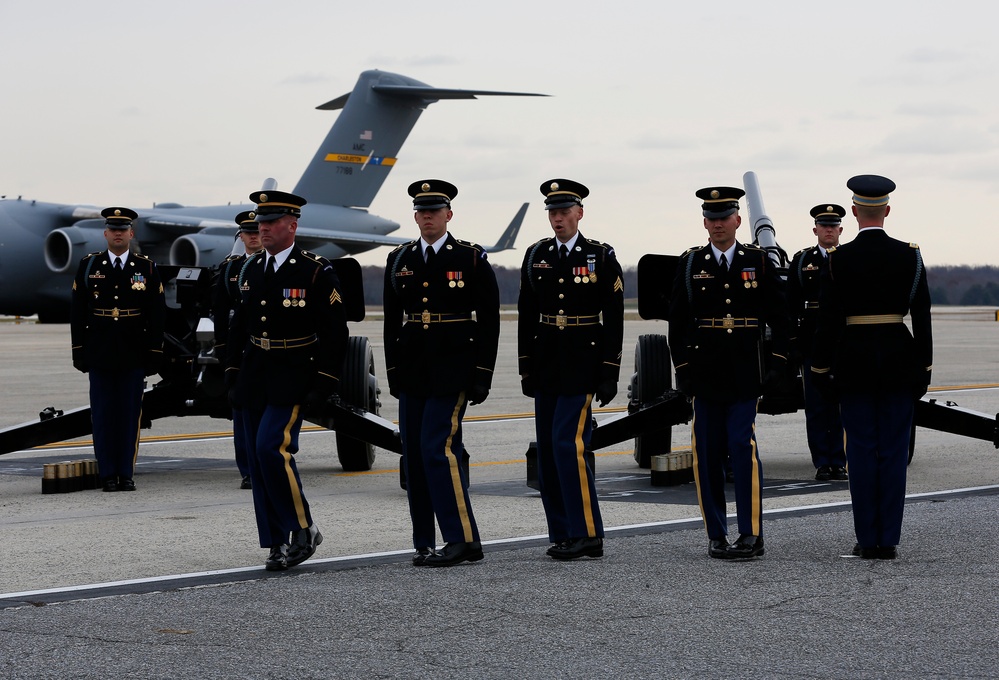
[
  {"left": 335, "top": 336, "right": 379, "bottom": 472},
  {"left": 632, "top": 334, "right": 673, "bottom": 468}
]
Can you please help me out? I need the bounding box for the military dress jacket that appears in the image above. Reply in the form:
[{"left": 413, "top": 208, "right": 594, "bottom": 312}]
[
  {"left": 70, "top": 250, "right": 166, "bottom": 372},
  {"left": 668, "top": 241, "right": 790, "bottom": 402},
  {"left": 383, "top": 232, "right": 500, "bottom": 397},
  {"left": 226, "top": 246, "right": 348, "bottom": 409},
  {"left": 212, "top": 252, "right": 248, "bottom": 365},
  {"left": 811, "top": 229, "right": 932, "bottom": 395},
  {"left": 786, "top": 246, "right": 828, "bottom": 358},
  {"left": 517, "top": 232, "right": 625, "bottom": 396}
]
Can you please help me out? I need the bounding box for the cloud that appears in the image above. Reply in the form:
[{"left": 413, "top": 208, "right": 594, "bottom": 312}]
[{"left": 877, "top": 123, "right": 994, "bottom": 155}]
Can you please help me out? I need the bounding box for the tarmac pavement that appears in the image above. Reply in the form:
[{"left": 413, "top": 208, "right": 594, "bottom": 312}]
[{"left": 1, "top": 311, "right": 997, "bottom": 678}]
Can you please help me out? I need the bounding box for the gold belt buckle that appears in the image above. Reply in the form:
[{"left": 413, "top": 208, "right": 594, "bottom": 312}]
[
  {"left": 556, "top": 314, "right": 568, "bottom": 330},
  {"left": 421, "top": 310, "right": 431, "bottom": 324},
  {"left": 111, "top": 307, "right": 120, "bottom": 320},
  {"left": 722, "top": 318, "right": 735, "bottom": 329},
  {"left": 260, "top": 338, "right": 270, "bottom": 351}
]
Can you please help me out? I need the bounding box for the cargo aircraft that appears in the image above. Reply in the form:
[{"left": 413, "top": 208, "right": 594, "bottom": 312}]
[{"left": 0, "top": 69, "right": 542, "bottom": 322}]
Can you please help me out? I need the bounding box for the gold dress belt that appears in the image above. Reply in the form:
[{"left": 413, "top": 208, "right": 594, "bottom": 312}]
[
  {"left": 251, "top": 334, "right": 318, "bottom": 350},
  {"left": 93, "top": 308, "right": 141, "bottom": 319},
  {"left": 697, "top": 317, "right": 760, "bottom": 329},
  {"left": 406, "top": 313, "right": 473, "bottom": 323},
  {"left": 540, "top": 314, "right": 600, "bottom": 330},
  {"left": 845, "top": 314, "right": 904, "bottom": 325}
]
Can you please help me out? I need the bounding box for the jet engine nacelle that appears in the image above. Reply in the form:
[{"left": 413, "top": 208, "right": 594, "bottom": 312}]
[
  {"left": 170, "top": 233, "right": 236, "bottom": 268},
  {"left": 44, "top": 226, "right": 110, "bottom": 274}
]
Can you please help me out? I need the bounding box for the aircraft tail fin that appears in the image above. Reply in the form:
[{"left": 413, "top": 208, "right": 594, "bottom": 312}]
[
  {"left": 293, "top": 70, "right": 546, "bottom": 210},
  {"left": 484, "top": 202, "right": 528, "bottom": 253}
]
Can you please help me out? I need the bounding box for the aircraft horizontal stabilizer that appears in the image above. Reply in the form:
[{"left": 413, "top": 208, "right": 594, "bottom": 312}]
[{"left": 317, "top": 86, "right": 547, "bottom": 110}]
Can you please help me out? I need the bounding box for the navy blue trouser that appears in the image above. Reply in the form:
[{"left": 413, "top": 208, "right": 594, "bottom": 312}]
[
  {"left": 533, "top": 392, "right": 603, "bottom": 543},
  {"left": 802, "top": 359, "right": 846, "bottom": 469},
  {"left": 242, "top": 404, "right": 313, "bottom": 548},
  {"left": 839, "top": 392, "right": 913, "bottom": 549},
  {"left": 232, "top": 408, "right": 250, "bottom": 477},
  {"left": 691, "top": 396, "right": 763, "bottom": 540},
  {"left": 89, "top": 366, "right": 144, "bottom": 481},
  {"left": 399, "top": 392, "right": 479, "bottom": 548}
]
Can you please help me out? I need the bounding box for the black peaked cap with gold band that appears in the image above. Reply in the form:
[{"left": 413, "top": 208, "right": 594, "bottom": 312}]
[
  {"left": 234, "top": 210, "right": 260, "bottom": 233},
  {"left": 540, "top": 178, "right": 588, "bottom": 210},
  {"left": 408, "top": 179, "right": 457, "bottom": 210},
  {"left": 695, "top": 186, "right": 745, "bottom": 219},
  {"left": 810, "top": 204, "right": 846, "bottom": 226},
  {"left": 248, "top": 190, "right": 307, "bottom": 222},
  {"left": 847, "top": 174, "right": 895, "bottom": 207},
  {"left": 101, "top": 206, "right": 138, "bottom": 229}
]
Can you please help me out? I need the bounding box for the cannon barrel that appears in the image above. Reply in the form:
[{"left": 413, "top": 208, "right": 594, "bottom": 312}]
[{"left": 743, "top": 170, "right": 789, "bottom": 269}]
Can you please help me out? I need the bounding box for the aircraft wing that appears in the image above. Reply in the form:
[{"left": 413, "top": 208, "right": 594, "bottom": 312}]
[
  {"left": 293, "top": 227, "right": 410, "bottom": 248},
  {"left": 139, "top": 214, "right": 235, "bottom": 234}
]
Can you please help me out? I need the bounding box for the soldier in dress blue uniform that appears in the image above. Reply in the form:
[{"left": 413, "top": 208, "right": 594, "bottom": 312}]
[
  {"left": 517, "top": 179, "right": 625, "bottom": 561},
  {"left": 383, "top": 179, "right": 500, "bottom": 568},
  {"left": 70, "top": 207, "right": 166, "bottom": 492},
  {"left": 788, "top": 204, "right": 847, "bottom": 482},
  {"left": 811, "top": 175, "right": 932, "bottom": 560},
  {"left": 212, "top": 210, "right": 262, "bottom": 490},
  {"left": 226, "top": 190, "right": 349, "bottom": 571},
  {"left": 668, "top": 186, "right": 790, "bottom": 559}
]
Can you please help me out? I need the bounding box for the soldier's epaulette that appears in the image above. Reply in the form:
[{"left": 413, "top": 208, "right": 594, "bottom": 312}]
[
  {"left": 84, "top": 251, "right": 103, "bottom": 259},
  {"left": 793, "top": 247, "right": 810, "bottom": 257},
  {"left": 301, "top": 249, "right": 331, "bottom": 266},
  {"left": 454, "top": 238, "right": 484, "bottom": 252},
  {"left": 909, "top": 242, "right": 920, "bottom": 249},
  {"left": 742, "top": 242, "right": 764, "bottom": 252},
  {"left": 680, "top": 246, "right": 701, "bottom": 257},
  {"left": 221, "top": 253, "right": 242, "bottom": 263},
  {"left": 389, "top": 240, "right": 417, "bottom": 256},
  {"left": 131, "top": 252, "right": 153, "bottom": 261}
]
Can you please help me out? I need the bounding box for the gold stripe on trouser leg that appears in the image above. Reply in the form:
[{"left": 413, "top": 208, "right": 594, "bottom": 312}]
[
  {"left": 575, "top": 394, "right": 597, "bottom": 537},
  {"left": 689, "top": 398, "right": 709, "bottom": 534},
  {"left": 445, "top": 392, "right": 474, "bottom": 542},
  {"left": 130, "top": 405, "right": 143, "bottom": 469},
  {"left": 750, "top": 400, "right": 762, "bottom": 536},
  {"left": 280, "top": 405, "right": 309, "bottom": 528}
]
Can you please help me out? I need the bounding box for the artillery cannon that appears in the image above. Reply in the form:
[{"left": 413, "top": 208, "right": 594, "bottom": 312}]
[
  {"left": 594, "top": 171, "right": 998, "bottom": 475},
  {"left": 0, "top": 259, "right": 402, "bottom": 468}
]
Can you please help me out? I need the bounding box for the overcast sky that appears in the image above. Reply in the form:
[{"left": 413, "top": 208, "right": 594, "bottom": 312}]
[{"left": 3, "top": 0, "right": 997, "bottom": 270}]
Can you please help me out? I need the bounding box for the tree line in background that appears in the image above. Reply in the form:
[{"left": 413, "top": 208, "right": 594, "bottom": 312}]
[{"left": 358, "top": 264, "right": 999, "bottom": 307}]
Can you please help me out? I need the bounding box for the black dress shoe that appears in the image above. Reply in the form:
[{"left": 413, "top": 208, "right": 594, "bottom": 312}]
[
  {"left": 546, "top": 540, "right": 570, "bottom": 557},
  {"left": 424, "top": 541, "right": 484, "bottom": 567},
  {"left": 727, "top": 535, "right": 765, "bottom": 559},
  {"left": 878, "top": 546, "right": 897, "bottom": 560},
  {"left": 287, "top": 524, "right": 323, "bottom": 568},
  {"left": 239, "top": 475, "right": 252, "bottom": 490},
  {"left": 118, "top": 478, "right": 136, "bottom": 492},
  {"left": 830, "top": 466, "right": 848, "bottom": 481},
  {"left": 265, "top": 544, "right": 289, "bottom": 571},
  {"left": 815, "top": 465, "right": 833, "bottom": 481},
  {"left": 102, "top": 478, "right": 118, "bottom": 492},
  {"left": 708, "top": 538, "right": 730, "bottom": 559},
  {"left": 852, "top": 543, "right": 880, "bottom": 559},
  {"left": 412, "top": 547, "right": 437, "bottom": 567},
  {"left": 549, "top": 537, "right": 604, "bottom": 561}
]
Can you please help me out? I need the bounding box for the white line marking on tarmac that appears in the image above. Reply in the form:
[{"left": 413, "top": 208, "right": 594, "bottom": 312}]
[{"left": 4, "top": 484, "right": 996, "bottom": 603}]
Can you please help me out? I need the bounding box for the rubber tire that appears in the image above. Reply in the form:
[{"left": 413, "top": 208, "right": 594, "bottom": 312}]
[
  {"left": 336, "top": 336, "right": 379, "bottom": 471},
  {"left": 632, "top": 334, "right": 673, "bottom": 468}
]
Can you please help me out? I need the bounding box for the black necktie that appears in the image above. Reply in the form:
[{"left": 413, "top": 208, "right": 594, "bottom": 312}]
[
  {"left": 425, "top": 246, "right": 436, "bottom": 265},
  {"left": 265, "top": 256, "right": 276, "bottom": 280},
  {"left": 720, "top": 254, "right": 729, "bottom": 272},
  {"left": 559, "top": 244, "right": 568, "bottom": 262},
  {"left": 114, "top": 257, "right": 122, "bottom": 271}
]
